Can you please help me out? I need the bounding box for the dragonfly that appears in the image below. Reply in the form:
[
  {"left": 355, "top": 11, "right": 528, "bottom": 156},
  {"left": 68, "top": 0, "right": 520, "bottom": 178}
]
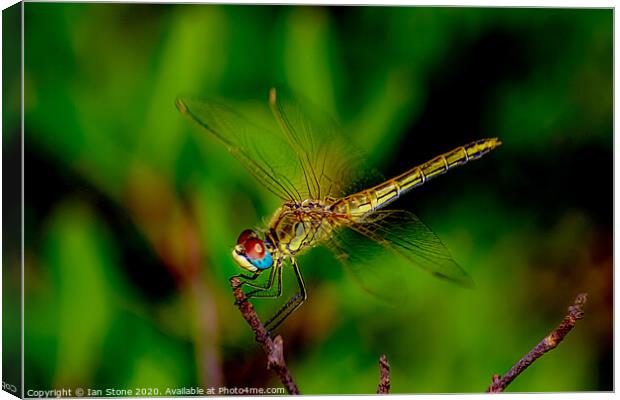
[{"left": 176, "top": 88, "right": 501, "bottom": 332}]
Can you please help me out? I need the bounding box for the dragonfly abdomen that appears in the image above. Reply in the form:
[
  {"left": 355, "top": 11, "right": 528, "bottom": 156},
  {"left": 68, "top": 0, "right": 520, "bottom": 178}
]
[
  {"left": 331, "top": 138, "right": 501, "bottom": 219},
  {"left": 398, "top": 138, "right": 501, "bottom": 191}
]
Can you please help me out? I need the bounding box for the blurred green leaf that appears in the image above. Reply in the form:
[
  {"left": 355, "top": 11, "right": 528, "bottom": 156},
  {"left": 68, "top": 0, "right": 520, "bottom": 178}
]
[{"left": 43, "top": 201, "right": 115, "bottom": 386}]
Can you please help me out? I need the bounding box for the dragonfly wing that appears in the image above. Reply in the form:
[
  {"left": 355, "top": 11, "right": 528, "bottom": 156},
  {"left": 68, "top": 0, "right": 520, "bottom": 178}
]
[
  {"left": 177, "top": 89, "right": 367, "bottom": 202},
  {"left": 351, "top": 210, "right": 474, "bottom": 287},
  {"left": 325, "top": 225, "right": 409, "bottom": 303},
  {"left": 325, "top": 209, "right": 474, "bottom": 298},
  {"left": 267, "top": 88, "right": 368, "bottom": 200},
  {"left": 176, "top": 96, "right": 302, "bottom": 201}
]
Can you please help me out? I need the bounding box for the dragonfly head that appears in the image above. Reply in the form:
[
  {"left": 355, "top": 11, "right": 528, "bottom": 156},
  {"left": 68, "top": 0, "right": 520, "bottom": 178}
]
[{"left": 232, "top": 229, "right": 274, "bottom": 273}]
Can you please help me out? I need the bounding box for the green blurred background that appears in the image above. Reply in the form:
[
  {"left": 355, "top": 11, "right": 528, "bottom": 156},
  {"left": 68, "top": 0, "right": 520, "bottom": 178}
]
[{"left": 10, "top": 4, "right": 612, "bottom": 394}]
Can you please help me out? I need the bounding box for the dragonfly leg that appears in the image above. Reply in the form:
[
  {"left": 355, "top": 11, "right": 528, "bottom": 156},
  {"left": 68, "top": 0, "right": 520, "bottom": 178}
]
[
  {"left": 230, "top": 268, "right": 275, "bottom": 305},
  {"left": 264, "top": 258, "right": 307, "bottom": 335},
  {"left": 230, "top": 273, "right": 257, "bottom": 304},
  {"left": 231, "top": 272, "right": 260, "bottom": 282},
  {"left": 232, "top": 267, "right": 274, "bottom": 291},
  {"left": 234, "top": 265, "right": 283, "bottom": 303},
  {"left": 245, "top": 266, "right": 283, "bottom": 299}
]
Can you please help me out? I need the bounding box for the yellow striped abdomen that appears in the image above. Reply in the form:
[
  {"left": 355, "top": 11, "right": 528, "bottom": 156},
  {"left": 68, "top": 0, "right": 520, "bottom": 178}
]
[{"left": 331, "top": 138, "right": 501, "bottom": 219}]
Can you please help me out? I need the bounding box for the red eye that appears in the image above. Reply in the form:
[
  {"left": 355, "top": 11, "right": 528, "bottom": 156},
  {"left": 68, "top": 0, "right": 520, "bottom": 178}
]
[
  {"left": 237, "top": 229, "right": 257, "bottom": 245},
  {"left": 244, "top": 238, "right": 266, "bottom": 260}
]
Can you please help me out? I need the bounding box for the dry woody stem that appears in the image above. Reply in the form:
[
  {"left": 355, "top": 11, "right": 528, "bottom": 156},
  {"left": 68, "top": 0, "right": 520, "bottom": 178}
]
[
  {"left": 486, "top": 292, "right": 588, "bottom": 393},
  {"left": 377, "top": 354, "right": 391, "bottom": 394},
  {"left": 232, "top": 277, "right": 585, "bottom": 394},
  {"left": 230, "top": 277, "right": 300, "bottom": 395}
]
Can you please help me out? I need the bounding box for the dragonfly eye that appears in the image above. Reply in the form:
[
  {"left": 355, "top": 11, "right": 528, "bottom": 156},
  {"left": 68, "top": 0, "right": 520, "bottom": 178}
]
[
  {"left": 237, "top": 229, "right": 257, "bottom": 245},
  {"left": 233, "top": 230, "right": 273, "bottom": 271},
  {"left": 241, "top": 237, "right": 274, "bottom": 270},
  {"left": 243, "top": 238, "right": 266, "bottom": 260}
]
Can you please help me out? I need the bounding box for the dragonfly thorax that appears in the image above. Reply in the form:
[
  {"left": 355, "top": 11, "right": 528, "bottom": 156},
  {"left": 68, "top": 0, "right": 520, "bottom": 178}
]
[{"left": 268, "top": 200, "right": 337, "bottom": 257}]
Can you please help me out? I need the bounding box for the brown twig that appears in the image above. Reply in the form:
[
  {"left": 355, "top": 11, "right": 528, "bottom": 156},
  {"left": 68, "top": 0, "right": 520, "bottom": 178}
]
[
  {"left": 230, "top": 277, "right": 300, "bottom": 395},
  {"left": 486, "top": 292, "right": 588, "bottom": 393},
  {"left": 377, "top": 354, "right": 391, "bottom": 394}
]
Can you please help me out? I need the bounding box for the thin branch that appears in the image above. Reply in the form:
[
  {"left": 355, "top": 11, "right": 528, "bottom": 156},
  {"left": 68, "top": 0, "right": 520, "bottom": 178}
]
[
  {"left": 230, "top": 277, "right": 300, "bottom": 395},
  {"left": 486, "top": 292, "right": 588, "bottom": 393},
  {"left": 377, "top": 354, "right": 391, "bottom": 394}
]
